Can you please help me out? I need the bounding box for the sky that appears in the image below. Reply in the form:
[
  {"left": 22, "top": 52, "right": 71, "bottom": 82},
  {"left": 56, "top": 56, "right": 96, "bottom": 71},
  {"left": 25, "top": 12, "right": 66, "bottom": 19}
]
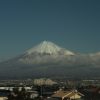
[{"left": 0, "top": 0, "right": 100, "bottom": 60}]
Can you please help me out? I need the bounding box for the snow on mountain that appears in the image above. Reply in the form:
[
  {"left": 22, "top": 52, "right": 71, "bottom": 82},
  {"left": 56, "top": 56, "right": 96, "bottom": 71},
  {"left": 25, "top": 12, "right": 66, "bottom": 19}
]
[{"left": 26, "top": 41, "right": 75, "bottom": 56}]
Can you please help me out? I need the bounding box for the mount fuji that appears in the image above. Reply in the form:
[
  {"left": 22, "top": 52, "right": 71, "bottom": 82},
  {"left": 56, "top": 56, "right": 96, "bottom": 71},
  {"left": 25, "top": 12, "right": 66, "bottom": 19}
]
[
  {"left": 0, "top": 41, "right": 100, "bottom": 79},
  {"left": 19, "top": 41, "right": 75, "bottom": 64},
  {"left": 26, "top": 41, "right": 74, "bottom": 55}
]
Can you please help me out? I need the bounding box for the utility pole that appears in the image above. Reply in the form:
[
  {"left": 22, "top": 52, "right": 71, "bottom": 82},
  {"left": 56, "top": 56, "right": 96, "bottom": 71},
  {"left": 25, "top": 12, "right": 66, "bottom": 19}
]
[{"left": 40, "top": 85, "right": 43, "bottom": 99}]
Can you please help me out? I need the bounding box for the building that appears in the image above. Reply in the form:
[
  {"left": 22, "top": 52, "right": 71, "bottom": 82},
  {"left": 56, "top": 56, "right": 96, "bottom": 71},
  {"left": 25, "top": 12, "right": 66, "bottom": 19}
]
[
  {"left": 51, "top": 90, "right": 84, "bottom": 100},
  {"left": 0, "top": 97, "right": 8, "bottom": 100},
  {"left": 27, "top": 91, "right": 39, "bottom": 99},
  {"left": 0, "top": 90, "right": 10, "bottom": 100}
]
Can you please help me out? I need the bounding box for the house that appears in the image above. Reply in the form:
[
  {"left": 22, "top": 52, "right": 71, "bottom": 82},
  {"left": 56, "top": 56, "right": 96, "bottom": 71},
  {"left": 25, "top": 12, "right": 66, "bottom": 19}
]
[
  {"left": 27, "top": 91, "right": 39, "bottom": 99},
  {"left": 0, "top": 90, "right": 10, "bottom": 100},
  {"left": 0, "top": 97, "right": 8, "bottom": 100},
  {"left": 51, "top": 90, "right": 84, "bottom": 100}
]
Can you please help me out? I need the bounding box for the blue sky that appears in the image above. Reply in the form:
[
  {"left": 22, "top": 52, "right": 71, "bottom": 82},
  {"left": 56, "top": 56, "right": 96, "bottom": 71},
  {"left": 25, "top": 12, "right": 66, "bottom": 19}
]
[{"left": 0, "top": 0, "right": 100, "bottom": 60}]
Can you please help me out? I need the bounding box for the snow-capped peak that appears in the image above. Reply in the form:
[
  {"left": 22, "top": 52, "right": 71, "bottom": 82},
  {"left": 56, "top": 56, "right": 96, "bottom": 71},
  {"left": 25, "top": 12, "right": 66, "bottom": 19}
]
[{"left": 26, "top": 41, "right": 75, "bottom": 55}]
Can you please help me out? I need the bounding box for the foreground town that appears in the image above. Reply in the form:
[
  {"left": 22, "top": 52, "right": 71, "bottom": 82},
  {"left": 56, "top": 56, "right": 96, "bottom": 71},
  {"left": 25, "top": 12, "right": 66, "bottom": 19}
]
[{"left": 0, "top": 79, "right": 100, "bottom": 100}]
